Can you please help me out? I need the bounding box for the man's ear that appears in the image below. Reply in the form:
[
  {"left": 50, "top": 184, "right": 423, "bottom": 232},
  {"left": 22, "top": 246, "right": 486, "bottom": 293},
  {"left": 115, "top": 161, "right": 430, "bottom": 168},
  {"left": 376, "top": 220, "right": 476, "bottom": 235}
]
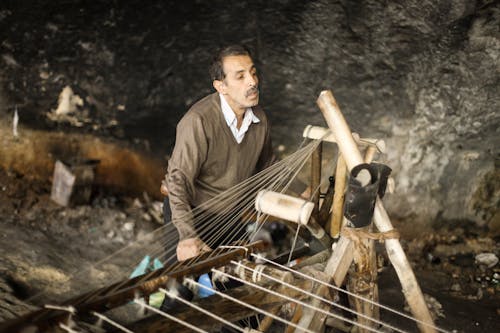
[{"left": 213, "top": 80, "right": 225, "bottom": 94}]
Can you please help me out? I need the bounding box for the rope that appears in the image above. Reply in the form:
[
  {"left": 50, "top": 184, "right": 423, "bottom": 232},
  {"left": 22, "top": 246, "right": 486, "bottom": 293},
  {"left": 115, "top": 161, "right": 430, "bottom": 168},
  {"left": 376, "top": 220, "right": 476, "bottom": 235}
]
[
  {"left": 92, "top": 311, "right": 135, "bottom": 333},
  {"left": 219, "top": 245, "right": 249, "bottom": 256},
  {"left": 341, "top": 227, "right": 400, "bottom": 242},
  {"left": 159, "top": 288, "right": 246, "bottom": 333},
  {"left": 44, "top": 304, "right": 76, "bottom": 315},
  {"left": 58, "top": 323, "right": 80, "bottom": 333},
  {"left": 134, "top": 299, "right": 209, "bottom": 333}
]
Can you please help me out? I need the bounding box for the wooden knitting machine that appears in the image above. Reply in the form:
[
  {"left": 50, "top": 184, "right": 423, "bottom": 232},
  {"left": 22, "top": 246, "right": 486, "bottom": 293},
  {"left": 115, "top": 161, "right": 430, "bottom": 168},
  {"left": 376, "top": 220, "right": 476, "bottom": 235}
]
[{"left": 0, "top": 90, "right": 438, "bottom": 333}]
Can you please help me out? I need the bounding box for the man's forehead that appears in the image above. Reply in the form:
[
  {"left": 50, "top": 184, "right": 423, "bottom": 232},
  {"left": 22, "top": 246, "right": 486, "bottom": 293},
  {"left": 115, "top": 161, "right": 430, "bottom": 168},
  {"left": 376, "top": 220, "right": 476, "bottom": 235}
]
[{"left": 222, "top": 55, "right": 254, "bottom": 73}]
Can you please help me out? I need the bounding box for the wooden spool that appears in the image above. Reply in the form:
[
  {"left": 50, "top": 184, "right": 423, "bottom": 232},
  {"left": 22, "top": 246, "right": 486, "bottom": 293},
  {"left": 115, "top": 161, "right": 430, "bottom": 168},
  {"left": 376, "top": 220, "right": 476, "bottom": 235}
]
[{"left": 255, "top": 190, "right": 314, "bottom": 225}]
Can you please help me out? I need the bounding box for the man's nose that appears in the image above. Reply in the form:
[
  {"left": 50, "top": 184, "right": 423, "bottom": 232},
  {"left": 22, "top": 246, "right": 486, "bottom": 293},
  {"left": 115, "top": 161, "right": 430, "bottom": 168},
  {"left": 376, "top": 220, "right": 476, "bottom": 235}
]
[{"left": 246, "top": 74, "right": 258, "bottom": 86}]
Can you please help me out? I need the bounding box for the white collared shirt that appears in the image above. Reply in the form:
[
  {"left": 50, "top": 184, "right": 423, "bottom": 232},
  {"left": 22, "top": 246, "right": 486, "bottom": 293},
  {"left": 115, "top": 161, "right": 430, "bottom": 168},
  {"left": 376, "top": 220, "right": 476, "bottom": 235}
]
[{"left": 220, "top": 94, "right": 260, "bottom": 144}]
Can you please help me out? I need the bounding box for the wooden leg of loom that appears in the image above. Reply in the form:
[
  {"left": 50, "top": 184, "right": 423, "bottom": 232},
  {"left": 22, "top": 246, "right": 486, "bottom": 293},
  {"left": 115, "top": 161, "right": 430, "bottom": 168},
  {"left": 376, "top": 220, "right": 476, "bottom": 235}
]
[
  {"left": 295, "top": 284, "right": 332, "bottom": 333},
  {"left": 326, "top": 235, "right": 354, "bottom": 286},
  {"left": 363, "top": 146, "right": 377, "bottom": 164},
  {"left": 290, "top": 236, "right": 353, "bottom": 331},
  {"left": 285, "top": 304, "right": 303, "bottom": 333},
  {"left": 318, "top": 90, "right": 436, "bottom": 333},
  {"left": 258, "top": 305, "right": 281, "bottom": 332},
  {"left": 311, "top": 141, "right": 323, "bottom": 219},
  {"left": 330, "top": 153, "right": 347, "bottom": 238},
  {"left": 345, "top": 143, "right": 381, "bottom": 332},
  {"left": 348, "top": 226, "right": 378, "bottom": 333}
]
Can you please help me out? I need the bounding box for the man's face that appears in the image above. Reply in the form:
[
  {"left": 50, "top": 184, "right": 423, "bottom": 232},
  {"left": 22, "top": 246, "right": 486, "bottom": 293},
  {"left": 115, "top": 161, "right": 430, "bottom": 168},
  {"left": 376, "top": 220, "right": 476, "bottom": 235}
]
[{"left": 214, "top": 55, "right": 259, "bottom": 114}]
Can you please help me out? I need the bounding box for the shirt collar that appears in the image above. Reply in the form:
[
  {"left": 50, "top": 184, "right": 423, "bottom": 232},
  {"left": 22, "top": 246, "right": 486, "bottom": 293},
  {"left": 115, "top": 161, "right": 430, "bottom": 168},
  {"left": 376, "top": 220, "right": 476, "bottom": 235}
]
[{"left": 219, "top": 94, "right": 260, "bottom": 127}]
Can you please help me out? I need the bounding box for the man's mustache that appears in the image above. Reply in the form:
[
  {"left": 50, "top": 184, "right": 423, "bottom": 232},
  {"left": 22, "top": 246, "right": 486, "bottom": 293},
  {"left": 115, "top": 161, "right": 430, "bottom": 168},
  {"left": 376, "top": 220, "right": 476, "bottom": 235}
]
[{"left": 245, "top": 87, "right": 259, "bottom": 97}]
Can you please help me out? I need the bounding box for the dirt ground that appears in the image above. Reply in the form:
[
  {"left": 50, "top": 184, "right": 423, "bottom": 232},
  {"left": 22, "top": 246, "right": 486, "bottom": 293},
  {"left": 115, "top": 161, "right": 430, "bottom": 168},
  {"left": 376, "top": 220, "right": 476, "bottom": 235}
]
[{"left": 0, "top": 166, "right": 498, "bottom": 332}]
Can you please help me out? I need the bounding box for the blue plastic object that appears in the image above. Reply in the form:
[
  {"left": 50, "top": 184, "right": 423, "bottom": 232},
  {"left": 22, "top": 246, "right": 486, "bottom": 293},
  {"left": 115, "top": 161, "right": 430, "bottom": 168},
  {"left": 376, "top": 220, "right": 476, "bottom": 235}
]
[
  {"left": 152, "top": 258, "right": 163, "bottom": 270},
  {"left": 130, "top": 255, "right": 150, "bottom": 278},
  {"left": 197, "top": 273, "right": 215, "bottom": 298},
  {"left": 129, "top": 256, "right": 166, "bottom": 308}
]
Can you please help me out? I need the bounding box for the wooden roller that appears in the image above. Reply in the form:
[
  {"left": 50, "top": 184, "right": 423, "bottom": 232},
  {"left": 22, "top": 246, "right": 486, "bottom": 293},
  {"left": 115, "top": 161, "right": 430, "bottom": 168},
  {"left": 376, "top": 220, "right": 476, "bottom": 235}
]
[
  {"left": 255, "top": 190, "right": 314, "bottom": 225},
  {"left": 302, "top": 125, "right": 386, "bottom": 154}
]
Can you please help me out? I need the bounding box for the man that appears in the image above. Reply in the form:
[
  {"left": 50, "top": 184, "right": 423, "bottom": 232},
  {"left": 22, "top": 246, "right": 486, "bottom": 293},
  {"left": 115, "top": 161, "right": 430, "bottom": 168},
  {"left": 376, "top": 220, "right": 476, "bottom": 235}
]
[{"left": 162, "top": 45, "right": 274, "bottom": 262}]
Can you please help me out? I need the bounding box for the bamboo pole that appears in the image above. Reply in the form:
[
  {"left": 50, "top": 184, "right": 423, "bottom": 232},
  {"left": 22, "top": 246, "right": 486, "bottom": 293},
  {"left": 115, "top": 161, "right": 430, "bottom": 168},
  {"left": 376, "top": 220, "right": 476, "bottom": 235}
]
[
  {"left": 258, "top": 306, "right": 281, "bottom": 332},
  {"left": 363, "top": 146, "right": 377, "bottom": 163},
  {"left": 311, "top": 141, "right": 323, "bottom": 218},
  {"left": 317, "top": 90, "right": 436, "bottom": 333},
  {"left": 330, "top": 153, "right": 347, "bottom": 238},
  {"left": 285, "top": 305, "right": 303, "bottom": 333},
  {"left": 346, "top": 145, "right": 381, "bottom": 332}
]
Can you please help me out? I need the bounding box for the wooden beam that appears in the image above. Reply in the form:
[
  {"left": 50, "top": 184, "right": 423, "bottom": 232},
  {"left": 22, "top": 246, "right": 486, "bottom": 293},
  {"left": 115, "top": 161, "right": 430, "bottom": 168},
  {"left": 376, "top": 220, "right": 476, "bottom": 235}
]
[
  {"left": 258, "top": 305, "right": 281, "bottom": 332},
  {"left": 311, "top": 141, "right": 323, "bottom": 218},
  {"left": 330, "top": 153, "right": 347, "bottom": 238}
]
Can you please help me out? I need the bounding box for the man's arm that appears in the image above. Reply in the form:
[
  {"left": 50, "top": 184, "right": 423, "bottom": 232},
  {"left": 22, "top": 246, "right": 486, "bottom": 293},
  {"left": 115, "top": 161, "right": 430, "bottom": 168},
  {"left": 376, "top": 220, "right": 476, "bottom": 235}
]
[{"left": 165, "top": 114, "right": 211, "bottom": 260}]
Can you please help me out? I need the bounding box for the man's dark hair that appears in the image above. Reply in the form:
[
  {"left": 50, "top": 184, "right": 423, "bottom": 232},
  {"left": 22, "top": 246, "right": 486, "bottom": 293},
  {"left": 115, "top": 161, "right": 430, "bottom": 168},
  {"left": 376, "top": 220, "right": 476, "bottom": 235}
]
[{"left": 209, "top": 45, "right": 252, "bottom": 81}]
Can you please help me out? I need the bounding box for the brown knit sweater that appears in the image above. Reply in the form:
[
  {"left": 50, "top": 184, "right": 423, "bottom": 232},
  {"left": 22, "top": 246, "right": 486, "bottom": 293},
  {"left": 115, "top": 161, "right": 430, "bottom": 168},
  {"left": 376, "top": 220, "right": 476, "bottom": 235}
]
[{"left": 165, "top": 93, "right": 274, "bottom": 240}]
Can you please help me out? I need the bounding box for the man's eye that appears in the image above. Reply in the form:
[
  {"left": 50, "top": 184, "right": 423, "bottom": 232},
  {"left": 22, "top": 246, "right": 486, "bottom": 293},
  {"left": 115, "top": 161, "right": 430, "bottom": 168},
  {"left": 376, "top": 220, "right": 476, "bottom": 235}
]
[{"left": 236, "top": 75, "right": 244, "bottom": 80}]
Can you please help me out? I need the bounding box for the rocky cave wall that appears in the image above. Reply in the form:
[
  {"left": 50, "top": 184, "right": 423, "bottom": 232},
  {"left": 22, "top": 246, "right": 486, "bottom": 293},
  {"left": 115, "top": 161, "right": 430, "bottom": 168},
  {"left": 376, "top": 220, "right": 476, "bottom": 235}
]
[{"left": 0, "top": 0, "right": 498, "bottom": 230}]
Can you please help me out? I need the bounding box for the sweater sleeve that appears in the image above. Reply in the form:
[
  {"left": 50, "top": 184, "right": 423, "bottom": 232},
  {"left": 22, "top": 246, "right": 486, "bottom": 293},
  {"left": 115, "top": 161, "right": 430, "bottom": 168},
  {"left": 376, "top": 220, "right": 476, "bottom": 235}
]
[{"left": 165, "top": 114, "right": 207, "bottom": 240}]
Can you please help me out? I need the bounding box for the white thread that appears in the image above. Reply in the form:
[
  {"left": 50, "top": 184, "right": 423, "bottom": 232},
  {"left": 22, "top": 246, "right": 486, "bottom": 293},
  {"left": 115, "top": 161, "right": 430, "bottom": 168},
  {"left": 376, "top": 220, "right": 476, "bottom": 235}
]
[
  {"left": 231, "top": 260, "right": 407, "bottom": 333},
  {"left": 252, "top": 254, "right": 451, "bottom": 333},
  {"left": 58, "top": 323, "right": 78, "bottom": 333},
  {"left": 234, "top": 261, "right": 247, "bottom": 281},
  {"left": 93, "top": 311, "right": 134, "bottom": 333},
  {"left": 185, "top": 277, "right": 317, "bottom": 333},
  {"left": 134, "top": 299, "right": 208, "bottom": 333},
  {"left": 287, "top": 224, "right": 301, "bottom": 264},
  {"left": 219, "top": 245, "right": 249, "bottom": 256},
  {"left": 251, "top": 265, "right": 259, "bottom": 282},
  {"left": 243, "top": 328, "right": 263, "bottom": 333},
  {"left": 212, "top": 266, "right": 229, "bottom": 284},
  {"left": 182, "top": 275, "right": 198, "bottom": 294},
  {"left": 212, "top": 267, "right": 383, "bottom": 333},
  {"left": 28, "top": 140, "right": 322, "bottom": 316},
  {"left": 251, "top": 265, "right": 266, "bottom": 283},
  {"left": 44, "top": 304, "right": 76, "bottom": 315},
  {"left": 183, "top": 277, "right": 198, "bottom": 291},
  {"left": 159, "top": 288, "right": 245, "bottom": 333},
  {"left": 298, "top": 200, "right": 310, "bottom": 224}
]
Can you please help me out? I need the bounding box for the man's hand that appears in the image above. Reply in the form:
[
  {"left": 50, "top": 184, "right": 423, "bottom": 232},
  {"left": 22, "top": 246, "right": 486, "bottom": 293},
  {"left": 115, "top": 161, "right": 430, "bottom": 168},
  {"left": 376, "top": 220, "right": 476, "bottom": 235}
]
[
  {"left": 176, "top": 237, "right": 211, "bottom": 261},
  {"left": 160, "top": 180, "right": 169, "bottom": 196}
]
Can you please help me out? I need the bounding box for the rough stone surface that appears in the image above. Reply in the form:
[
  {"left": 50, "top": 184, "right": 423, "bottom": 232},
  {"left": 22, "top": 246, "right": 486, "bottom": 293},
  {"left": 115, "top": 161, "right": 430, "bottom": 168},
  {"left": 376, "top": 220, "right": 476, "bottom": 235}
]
[{"left": 0, "top": 0, "right": 498, "bottom": 227}]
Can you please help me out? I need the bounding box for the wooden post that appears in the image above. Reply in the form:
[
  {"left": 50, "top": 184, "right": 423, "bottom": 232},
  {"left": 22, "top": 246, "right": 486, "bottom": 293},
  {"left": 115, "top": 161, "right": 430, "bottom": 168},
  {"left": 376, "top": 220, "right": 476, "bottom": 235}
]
[
  {"left": 258, "top": 306, "right": 281, "bottom": 332},
  {"left": 330, "top": 153, "right": 347, "bottom": 238},
  {"left": 285, "top": 304, "right": 303, "bottom": 333},
  {"left": 346, "top": 144, "right": 381, "bottom": 332},
  {"left": 325, "top": 236, "right": 354, "bottom": 286},
  {"left": 296, "top": 285, "right": 332, "bottom": 333},
  {"left": 311, "top": 141, "right": 323, "bottom": 219},
  {"left": 347, "top": 225, "right": 378, "bottom": 333},
  {"left": 363, "top": 146, "right": 377, "bottom": 163},
  {"left": 317, "top": 90, "right": 436, "bottom": 333}
]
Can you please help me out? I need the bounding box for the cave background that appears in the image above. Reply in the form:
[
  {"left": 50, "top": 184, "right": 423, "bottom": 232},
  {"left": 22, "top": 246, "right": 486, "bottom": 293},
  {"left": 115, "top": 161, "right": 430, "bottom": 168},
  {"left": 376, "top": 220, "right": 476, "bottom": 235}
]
[{"left": 0, "top": 0, "right": 498, "bottom": 231}]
